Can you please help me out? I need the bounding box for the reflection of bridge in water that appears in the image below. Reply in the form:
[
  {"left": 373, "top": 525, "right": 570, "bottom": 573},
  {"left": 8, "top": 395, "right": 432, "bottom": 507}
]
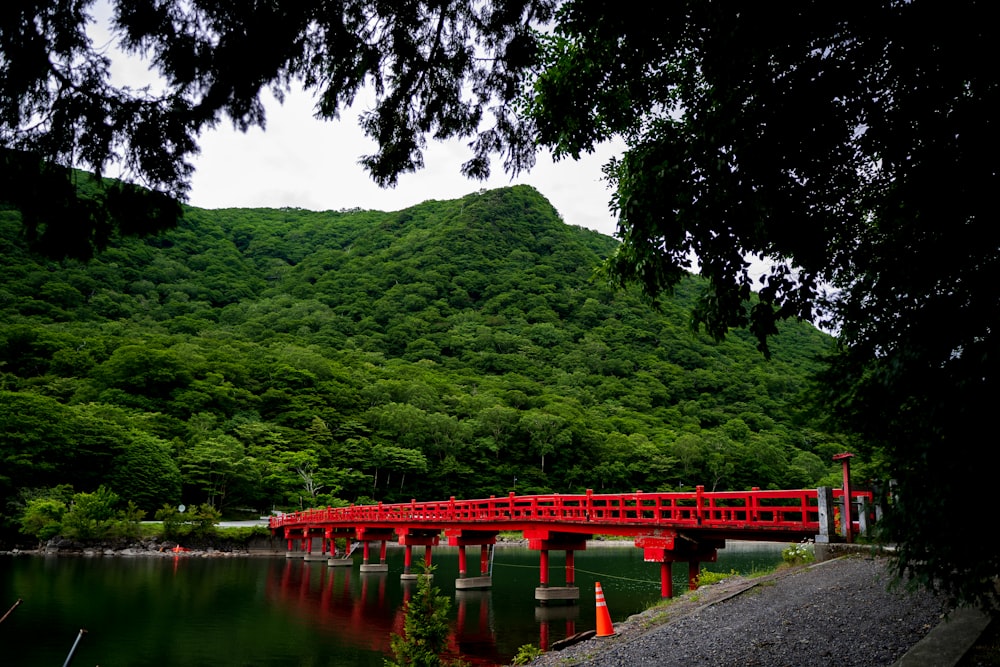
[
  {"left": 266, "top": 558, "right": 506, "bottom": 663},
  {"left": 271, "top": 484, "right": 874, "bottom": 604}
]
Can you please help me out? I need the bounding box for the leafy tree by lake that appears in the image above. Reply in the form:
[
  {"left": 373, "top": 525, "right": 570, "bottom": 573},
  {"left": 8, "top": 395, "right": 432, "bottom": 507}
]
[
  {"left": 1, "top": 186, "right": 847, "bottom": 550},
  {"left": 386, "top": 563, "right": 454, "bottom": 667}
]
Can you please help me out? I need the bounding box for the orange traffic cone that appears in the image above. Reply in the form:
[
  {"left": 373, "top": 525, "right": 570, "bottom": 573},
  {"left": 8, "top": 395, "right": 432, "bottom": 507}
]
[{"left": 595, "top": 581, "right": 616, "bottom": 637}]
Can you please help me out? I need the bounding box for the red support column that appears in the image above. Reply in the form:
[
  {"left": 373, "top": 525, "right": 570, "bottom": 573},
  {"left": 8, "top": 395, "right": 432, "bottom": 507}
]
[
  {"left": 424, "top": 544, "right": 433, "bottom": 568},
  {"left": 539, "top": 549, "right": 549, "bottom": 587},
  {"left": 480, "top": 544, "right": 490, "bottom": 575},
  {"left": 403, "top": 545, "right": 413, "bottom": 575},
  {"left": 661, "top": 562, "right": 673, "bottom": 598},
  {"left": 834, "top": 452, "right": 855, "bottom": 542},
  {"left": 458, "top": 545, "right": 467, "bottom": 578},
  {"left": 565, "top": 550, "right": 575, "bottom": 587},
  {"left": 379, "top": 540, "right": 388, "bottom": 564},
  {"left": 362, "top": 541, "right": 371, "bottom": 565}
]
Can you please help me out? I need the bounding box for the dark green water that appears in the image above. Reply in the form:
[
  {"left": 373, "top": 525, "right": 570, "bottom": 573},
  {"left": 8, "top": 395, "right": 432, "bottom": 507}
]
[{"left": 0, "top": 541, "right": 784, "bottom": 666}]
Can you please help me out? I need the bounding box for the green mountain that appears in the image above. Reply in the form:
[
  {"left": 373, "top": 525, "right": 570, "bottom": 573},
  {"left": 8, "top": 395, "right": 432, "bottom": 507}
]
[{"left": 0, "top": 184, "right": 850, "bottom": 535}]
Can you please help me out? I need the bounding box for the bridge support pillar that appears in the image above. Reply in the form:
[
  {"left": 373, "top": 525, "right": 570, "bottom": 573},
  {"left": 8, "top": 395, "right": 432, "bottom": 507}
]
[
  {"left": 688, "top": 560, "right": 700, "bottom": 590},
  {"left": 360, "top": 540, "right": 390, "bottom": 573},
  {"left": 302, "top": 532, "right": 326, "bottom": 562},
  {"left": 329, "top": 536, "right": 354, "bottom": 566},
  {"left": 525, "top": 530, "right": 590, "bottom": 605},
  {"left": 402, "top": 544, "right": 414, "bottom": 578},
  {"left": 637, "top": 534, "right": 723, "bottom": 598},
  {"left": 284, "top": 529, "right": 305, "bottom": 558},
  {"left": 445, "top": 529, "right": 498, "bottom": 590},
  {"left": 356, "top": 528, "right": 394, "bottom": 573},
  {"left": 397, "top": 528, "right": 441, "bottom": 581}
]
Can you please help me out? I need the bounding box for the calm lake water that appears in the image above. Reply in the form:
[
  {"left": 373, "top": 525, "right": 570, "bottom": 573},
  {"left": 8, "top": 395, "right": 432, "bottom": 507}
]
[{"left": 0, "top": 541, "right": 785, "bottom": 666}]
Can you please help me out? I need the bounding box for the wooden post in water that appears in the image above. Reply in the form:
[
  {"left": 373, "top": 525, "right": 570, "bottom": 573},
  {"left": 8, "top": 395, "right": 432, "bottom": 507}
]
[
  {"left": 62, "top": 628, "right": 86, "bottom": 667},
  {"left": 1, "top": 598, "right": 22, "bottom": 625}
]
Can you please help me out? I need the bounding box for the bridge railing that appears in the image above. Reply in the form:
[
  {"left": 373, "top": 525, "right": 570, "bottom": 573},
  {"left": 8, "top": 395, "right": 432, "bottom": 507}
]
[{"left": 270, "top": 486, "right": 872, "bottom": 535}]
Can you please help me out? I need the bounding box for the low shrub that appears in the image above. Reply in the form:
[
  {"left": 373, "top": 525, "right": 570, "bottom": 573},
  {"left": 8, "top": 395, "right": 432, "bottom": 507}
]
[{"left": 782, "top": 539, "right": 816, "bottom": 565}]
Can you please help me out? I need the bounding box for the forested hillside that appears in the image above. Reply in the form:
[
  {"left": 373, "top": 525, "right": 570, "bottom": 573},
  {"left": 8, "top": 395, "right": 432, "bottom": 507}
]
[{"left": 0, "top": 184, "right": 853, "bottom": 538}]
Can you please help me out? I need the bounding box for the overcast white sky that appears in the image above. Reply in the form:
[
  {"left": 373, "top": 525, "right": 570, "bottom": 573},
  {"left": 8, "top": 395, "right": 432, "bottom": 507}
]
[{"left": 186, "top": 87, "right": 624, "bottom": 238}]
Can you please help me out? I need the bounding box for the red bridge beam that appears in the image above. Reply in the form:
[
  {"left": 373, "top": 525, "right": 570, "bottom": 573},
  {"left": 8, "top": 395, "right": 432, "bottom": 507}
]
[{"left": 271, "top": 487, "right": 873, "bottom": 541}]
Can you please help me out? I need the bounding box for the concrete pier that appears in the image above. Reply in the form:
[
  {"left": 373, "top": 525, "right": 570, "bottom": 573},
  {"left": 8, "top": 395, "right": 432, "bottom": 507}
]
[
  {"left": 456, "top": 575, "right": 492, "bottom": 590},
  {"left": 535, "top": 586, "right": 580, "bottom": 604}
]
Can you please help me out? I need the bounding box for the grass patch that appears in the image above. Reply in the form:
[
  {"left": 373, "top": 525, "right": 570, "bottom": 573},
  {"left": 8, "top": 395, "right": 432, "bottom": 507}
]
[
  {"left": 497, "top": 530, "right": 524, "bottom": 542},
  {"left": 138, "top": 522, "right": 270, "bottom": 541}
]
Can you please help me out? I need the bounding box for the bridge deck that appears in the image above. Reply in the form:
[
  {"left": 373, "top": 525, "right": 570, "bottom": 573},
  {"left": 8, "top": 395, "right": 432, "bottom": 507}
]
[{"left": 270, "top": 486, "right": 869, "bottom": 544}]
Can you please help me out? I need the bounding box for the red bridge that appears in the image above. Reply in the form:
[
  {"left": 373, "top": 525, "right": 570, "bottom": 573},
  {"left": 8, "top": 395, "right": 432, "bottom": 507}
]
[{"left": 270, "top": 485, "right": 874, "bottom": 600}]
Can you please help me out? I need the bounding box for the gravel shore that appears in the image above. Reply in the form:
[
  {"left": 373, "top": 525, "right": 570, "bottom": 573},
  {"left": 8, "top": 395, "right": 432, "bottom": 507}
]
[{"left": 527, "top": 555, "right": 957, "bottom": 667}]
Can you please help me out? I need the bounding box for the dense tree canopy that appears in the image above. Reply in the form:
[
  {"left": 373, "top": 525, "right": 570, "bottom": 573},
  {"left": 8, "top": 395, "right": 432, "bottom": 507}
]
[
  {"left": 2, "top": 1, "right": 997, "bottom": 609},
  {"left": 0, "top": 186, "right": 848, "bottom": 542},
  {"left": 1, "top": 0, "right": 554, "bottom": 257},
  {"left": 528, "top": 2, "right": 999, "bottom": 610}
]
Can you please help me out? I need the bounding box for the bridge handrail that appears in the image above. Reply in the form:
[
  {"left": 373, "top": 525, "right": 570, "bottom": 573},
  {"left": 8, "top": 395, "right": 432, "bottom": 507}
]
[{"left": 269, "top": 487, "right": 873, "bottom": 533}]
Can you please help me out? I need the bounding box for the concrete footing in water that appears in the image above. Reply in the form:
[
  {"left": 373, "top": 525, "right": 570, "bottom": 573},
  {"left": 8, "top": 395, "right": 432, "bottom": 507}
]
[
  {"left": 535, "top": 586, "right": 579, "bottom": 605},
  {"left": 456, "top": 576, "right": 492, "bottom": 590}
]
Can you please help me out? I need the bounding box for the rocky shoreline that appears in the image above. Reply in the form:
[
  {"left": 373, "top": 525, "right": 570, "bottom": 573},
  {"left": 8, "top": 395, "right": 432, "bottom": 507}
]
[
  {"left": 526, "top": 554, "right": 959, "bottom": 667},
  {"left": 1, "top": 534, "right": 285, "bottom": 558}
]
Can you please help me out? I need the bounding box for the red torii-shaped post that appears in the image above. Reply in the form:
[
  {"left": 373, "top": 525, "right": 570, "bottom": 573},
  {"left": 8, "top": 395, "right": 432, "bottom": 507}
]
[{"left": 832, "top": 452, "right": 855, "bottom": 543}]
